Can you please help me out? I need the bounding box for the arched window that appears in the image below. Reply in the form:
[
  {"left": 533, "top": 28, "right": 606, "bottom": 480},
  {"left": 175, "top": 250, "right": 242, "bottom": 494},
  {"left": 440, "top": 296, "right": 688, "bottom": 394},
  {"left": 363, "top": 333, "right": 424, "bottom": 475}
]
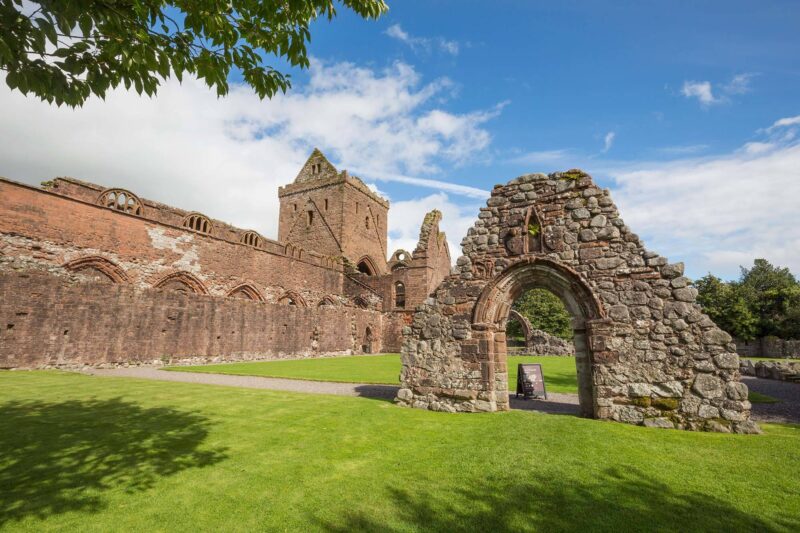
[
  {"left": 277, "top": 291, "right": 307, "bottom": 307},
  {"left": 240, "top": 231, "right": 262, "bottom": 248},
  {"left": 183, "top": 213, "right": 212, "bottom": 234},
  {"left": 153, "top": 271, "right": 208, "bottom": 295},
  {"left": 357, "top": 258, "right": 376, "bottom": 276},
  {"left": 395, "top": 282, "right": 406, "bottom": 308},
  {"left": 97, "top": 188, "right": 144, "bottom": 216}
]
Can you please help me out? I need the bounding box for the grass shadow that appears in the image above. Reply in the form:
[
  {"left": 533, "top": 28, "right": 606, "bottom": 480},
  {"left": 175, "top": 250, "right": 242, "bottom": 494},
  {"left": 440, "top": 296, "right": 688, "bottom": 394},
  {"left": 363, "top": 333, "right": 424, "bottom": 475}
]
[
  {"left": 0, "top": 398, "right": 227, "bottom": 526},
  {"left": 318, "top": 466, "right": 793, "bottom": 532}
]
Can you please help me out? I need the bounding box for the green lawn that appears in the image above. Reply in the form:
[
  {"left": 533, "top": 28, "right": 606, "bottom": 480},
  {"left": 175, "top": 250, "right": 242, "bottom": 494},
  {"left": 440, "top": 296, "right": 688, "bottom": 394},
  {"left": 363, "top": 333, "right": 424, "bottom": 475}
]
[
  {"left": 169, "top": 354, "right": 581, "bottom": 393},
  {"left": 749, "top": 391, "right": 781, "bottom": 404},
  {"left": 0, "top": 372, "right": 798, "bottom": 532}
]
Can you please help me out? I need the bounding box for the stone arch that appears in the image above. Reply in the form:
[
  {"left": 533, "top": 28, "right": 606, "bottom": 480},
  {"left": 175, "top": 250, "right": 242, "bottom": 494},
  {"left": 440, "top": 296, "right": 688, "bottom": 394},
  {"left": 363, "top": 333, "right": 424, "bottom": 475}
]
[
  {"left": 353, "top": 295, "right": 370, "bottom": 309},
  {"left": 363, "top": 326, "right": 375, "bottom": 354},
  {"left": 96, "top": 188, "right": 144, "bottom": 216},
  {"left": 277, "top": 290, "right": 307, "bottom": 307},
  {"left": 396, "top": 170, "right": 757, "bottom": 433},
  {"left": 356, "top": 256, "right": 378, "bottom": 276},
  {"left": 240, "top": 231, "right": 263, "bottom": 248},
  {"left": 153, "top": 271, "right": 208, "bottom": 295},
  {"left": 394, "top": 281, "right": 406, "bottom": 309},
  {"left": 473, "top": 259, "right": 604, "bottom": 417},
  {"left": 507, "top": 309, "right": 532, "bottom": 340},
  {"left": 182, "top": 213, "right": 213, "bottom": 235},
  {"left": 226, "top": 283, "right": 264, "bottom": 302},
  {"left": 318, "top": 295, "right": 337, "bottom": 307},
  {"left": 63, "top": 255, "right": 130, "bottom": 284}
]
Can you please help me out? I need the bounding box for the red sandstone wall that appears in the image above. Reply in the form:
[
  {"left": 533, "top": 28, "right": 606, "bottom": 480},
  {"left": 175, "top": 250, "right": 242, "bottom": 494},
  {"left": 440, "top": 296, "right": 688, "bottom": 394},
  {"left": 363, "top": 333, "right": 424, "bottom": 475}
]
[
  {"left": 0, "top": 270, "right": 385, "bottom": 368},
  {"left": 0, "top": 179, "right": 343, "bottom": 303}
]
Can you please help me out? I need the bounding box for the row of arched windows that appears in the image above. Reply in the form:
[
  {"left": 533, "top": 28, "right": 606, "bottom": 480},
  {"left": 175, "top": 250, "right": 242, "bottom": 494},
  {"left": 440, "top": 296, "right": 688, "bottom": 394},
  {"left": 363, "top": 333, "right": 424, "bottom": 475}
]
[{"left": 63, "top": 255, "right": 351, "bottom": 307}]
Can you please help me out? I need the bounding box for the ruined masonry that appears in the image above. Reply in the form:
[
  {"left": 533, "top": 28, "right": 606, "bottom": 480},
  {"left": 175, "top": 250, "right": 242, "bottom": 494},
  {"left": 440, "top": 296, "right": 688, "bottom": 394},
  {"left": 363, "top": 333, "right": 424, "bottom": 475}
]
[
  {"left": 396, "top": 169, "right": 759, "bottom": 434},
  {"left": 0, "top": 150, "right": 450, "bottom": 368}
]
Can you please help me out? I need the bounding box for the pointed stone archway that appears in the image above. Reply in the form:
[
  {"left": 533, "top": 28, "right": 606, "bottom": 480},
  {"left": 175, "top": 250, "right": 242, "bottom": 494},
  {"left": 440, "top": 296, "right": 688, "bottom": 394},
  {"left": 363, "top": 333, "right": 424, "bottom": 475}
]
[{"left": 396, "top": 169, "right": 759, "bottom": 434}]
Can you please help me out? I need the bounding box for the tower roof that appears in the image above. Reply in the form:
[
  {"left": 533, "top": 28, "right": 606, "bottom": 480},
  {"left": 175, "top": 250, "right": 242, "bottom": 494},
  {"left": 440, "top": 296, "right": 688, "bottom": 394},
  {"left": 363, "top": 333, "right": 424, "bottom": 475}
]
[{"left": 294, "top": 148, "right": 339, "bottom": 183}]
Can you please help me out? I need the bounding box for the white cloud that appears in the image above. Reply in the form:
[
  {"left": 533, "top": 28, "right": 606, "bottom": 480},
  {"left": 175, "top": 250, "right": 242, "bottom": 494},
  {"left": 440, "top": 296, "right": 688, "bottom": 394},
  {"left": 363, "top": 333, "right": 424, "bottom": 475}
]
[
  {"left": 657, "top": 144, "right": 709, "bottom": 155},
  {"left": 723, "top": 73, "right": 756, "bottom": 95},
  {"left": 387, "top": 192, "right": 481, "bottom": 259},
  {"left": 680, "top": 74, "right": 756, "bottom": 107},
  {"left": 602, "top": 131, "right": 616, "bottom": 153},
  {"left": 765, "top": 115, "right": 800, "bottom": 132},
  {"left": 681, "top": 80, "right": 720, "bottom": 106},
  {"left": 509, "top": 149, "right": 572, "bottom": 166},
  {"left": 606, "top": 126, "right": 800, "bottom": 279},
  {"left": 385, "top": 23, "right": 459, "bottom": 56},
  {"left": 0, "top": 60, "right": 502, "bottom": 253}
]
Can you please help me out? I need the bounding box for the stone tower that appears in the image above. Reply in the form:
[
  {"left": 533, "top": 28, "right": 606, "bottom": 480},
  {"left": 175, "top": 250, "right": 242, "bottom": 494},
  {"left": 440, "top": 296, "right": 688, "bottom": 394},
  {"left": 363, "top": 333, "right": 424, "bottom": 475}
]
[{"left": 278, "top": 149, "right": 389, "bottom": 274}]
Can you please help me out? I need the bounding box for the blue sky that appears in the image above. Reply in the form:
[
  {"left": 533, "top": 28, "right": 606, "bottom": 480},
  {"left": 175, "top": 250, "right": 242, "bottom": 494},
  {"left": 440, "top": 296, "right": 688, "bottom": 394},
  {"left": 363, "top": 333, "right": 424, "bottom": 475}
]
[{"left": 2, "top": 1, "right": 799, "bottom": 279}]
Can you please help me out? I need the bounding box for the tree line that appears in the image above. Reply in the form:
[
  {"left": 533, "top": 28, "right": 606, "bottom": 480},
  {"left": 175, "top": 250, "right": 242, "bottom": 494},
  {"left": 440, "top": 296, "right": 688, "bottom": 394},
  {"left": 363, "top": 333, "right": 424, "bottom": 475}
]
[{"left": 695, "top": 259, "right": 800, "bottom": 341}]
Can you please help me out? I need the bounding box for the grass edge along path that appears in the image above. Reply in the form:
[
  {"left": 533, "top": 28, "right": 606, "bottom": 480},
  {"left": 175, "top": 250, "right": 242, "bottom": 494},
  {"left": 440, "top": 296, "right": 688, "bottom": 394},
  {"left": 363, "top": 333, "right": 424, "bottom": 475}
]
[{"left": 167, "top": 354, "right": 582, "bottom": 393}]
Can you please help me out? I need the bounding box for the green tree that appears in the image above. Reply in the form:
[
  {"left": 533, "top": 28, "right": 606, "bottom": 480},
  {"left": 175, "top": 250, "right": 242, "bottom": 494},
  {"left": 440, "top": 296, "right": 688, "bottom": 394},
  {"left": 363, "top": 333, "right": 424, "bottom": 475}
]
[
  {"left": 738, "top": 258, "right": 798, "bottom": 338},
  {"left": 507, "top": 288, "right": 573, "bottom": 340},
  {"left": 0, "top": 0, "right": 388, "bottom": 106},
  {"left": 694, "top": 274, "right": 758, "bottom": 340}
]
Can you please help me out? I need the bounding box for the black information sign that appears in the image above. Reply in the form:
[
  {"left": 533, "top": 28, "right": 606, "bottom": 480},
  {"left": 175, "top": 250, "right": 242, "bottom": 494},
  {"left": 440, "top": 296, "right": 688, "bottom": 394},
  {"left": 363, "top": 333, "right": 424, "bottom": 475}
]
[{"left": 516, "top": 363, "right": 547, "bottom": 400}]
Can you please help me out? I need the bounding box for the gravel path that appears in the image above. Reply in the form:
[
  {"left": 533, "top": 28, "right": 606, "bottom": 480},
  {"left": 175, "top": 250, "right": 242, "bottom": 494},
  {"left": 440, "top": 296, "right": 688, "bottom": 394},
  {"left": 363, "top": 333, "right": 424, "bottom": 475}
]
[
  {"left": 744, "top": 376, "right": 800, "bottom": 424},
  {"left": 87, "top": 368, "right": 798, "bottom": 423},
  {"left": 88, "top": 367, "right": 399, "bottom": 400}
]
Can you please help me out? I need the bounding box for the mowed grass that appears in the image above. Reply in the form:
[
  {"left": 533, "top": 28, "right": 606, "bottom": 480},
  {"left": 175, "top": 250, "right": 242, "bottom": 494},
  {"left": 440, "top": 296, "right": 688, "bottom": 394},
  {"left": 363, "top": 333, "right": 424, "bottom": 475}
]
[
  {"left": 0, "top": 371, "right": 799, "bottom": 532},
  {"left": 169, "top": 354, "right": 582, "bottom": 393}
]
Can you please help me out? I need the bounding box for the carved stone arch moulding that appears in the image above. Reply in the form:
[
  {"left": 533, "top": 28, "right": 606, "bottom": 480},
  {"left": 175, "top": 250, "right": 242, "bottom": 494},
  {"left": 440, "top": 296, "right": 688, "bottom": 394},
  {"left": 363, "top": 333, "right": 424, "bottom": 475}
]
[
  {"left": 277, "top": 290, "right": 307, "bottom": 307},
  {"left": 153, "top": 271, "right": 208, "bottom": 295},
  {"left": 63, "top": 255, "right": 130, "bottom": 284},
  {"left": 226, "top": 283, "right": 265, "bottom": 302},
  {"left": 356, "top": 255, "right": 379, "bottom": 276},
  {"left": 472, "top": 258, "right": 605, "bottom": 330},
  {"left": 96, "top": 188, "right": 144, "bottom": 216}
]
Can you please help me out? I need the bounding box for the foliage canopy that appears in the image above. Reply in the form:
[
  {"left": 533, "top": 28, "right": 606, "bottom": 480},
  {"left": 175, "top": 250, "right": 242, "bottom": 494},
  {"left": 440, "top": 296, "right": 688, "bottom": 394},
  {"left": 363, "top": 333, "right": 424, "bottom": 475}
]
[
  {"left": 696, "top": 259, "right": 800, "bottom": 340},
  {"left": 507, "top": 288, "right": 573, "bottom": 340},
  {"left": 0, "top": 0, "right": 388, "bottom": 106}
]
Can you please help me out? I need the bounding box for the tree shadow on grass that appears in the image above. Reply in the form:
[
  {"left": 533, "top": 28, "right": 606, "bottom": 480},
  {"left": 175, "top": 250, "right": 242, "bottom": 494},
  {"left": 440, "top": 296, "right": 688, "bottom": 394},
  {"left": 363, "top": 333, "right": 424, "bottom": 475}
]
[
  {"left": 319, "top": 466, "right": 794, "bottom": 532},
  {"left": 0, "top": 398, "right": 227, "bottom": 526}
]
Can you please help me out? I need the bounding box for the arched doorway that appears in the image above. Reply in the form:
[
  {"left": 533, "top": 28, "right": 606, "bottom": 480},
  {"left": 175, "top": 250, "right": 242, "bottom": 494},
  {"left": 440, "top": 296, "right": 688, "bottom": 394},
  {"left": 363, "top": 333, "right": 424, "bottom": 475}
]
[
  {"left": 362, "top": 327, "right": 375, "bottom": 354},
  {"left": 473, "top": 260, "right": 603, "bottom": 417},
  {"left": 356, "top": 257, "right": 377, "bottom": 276}
]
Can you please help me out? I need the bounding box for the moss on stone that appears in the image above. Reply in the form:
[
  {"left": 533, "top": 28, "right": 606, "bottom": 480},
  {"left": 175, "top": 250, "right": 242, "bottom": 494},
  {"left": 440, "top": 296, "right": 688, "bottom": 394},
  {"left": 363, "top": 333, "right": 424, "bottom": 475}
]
[
  {"left": 630, "top": 397, "right": 652, "bottom": 408},
  {"left": 652, "top": 398, "right": 680, "bottom": 411}
]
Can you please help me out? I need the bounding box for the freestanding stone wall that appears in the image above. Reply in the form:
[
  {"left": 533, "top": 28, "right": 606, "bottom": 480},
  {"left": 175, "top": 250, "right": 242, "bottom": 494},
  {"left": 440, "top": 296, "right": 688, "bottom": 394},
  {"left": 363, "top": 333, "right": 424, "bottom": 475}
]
[{"left": 396, "top": 169, "right": 759, "bottom": 434}]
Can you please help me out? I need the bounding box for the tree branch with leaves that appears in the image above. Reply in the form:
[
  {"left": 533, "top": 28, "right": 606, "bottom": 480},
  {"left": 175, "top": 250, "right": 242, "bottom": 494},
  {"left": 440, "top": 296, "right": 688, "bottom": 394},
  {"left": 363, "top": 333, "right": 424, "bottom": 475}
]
[{"left": 0, "top": 0, "right": 388, "bottom": 106}]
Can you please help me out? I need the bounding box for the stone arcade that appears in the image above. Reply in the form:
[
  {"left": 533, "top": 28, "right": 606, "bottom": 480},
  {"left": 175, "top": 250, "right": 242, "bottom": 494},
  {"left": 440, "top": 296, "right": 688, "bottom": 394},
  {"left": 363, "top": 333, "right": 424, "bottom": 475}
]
[{"left": 396, "top": 170, "right": 759, "bottom": 434}]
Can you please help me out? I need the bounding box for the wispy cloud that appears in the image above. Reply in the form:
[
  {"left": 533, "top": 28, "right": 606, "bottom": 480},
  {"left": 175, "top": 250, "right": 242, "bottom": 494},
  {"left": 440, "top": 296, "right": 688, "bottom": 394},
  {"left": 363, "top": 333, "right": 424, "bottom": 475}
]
[
  {"left": 605, "top": 118, "right": 800, "bottom": 279},
  {"left": 681, "top": 80, "right": 720, "bottom": 106},
  {"left": 385, "top": 24, "right": 460, "bottom": 56},
  {"left": 656, "top": 144, "right": 709, "bottom": 155},
  {"left": 602, "top": 131, "right": 616, "bottom": 153},
  {"left": 680, "top": 73, "right": 757, "bottom": 107}
]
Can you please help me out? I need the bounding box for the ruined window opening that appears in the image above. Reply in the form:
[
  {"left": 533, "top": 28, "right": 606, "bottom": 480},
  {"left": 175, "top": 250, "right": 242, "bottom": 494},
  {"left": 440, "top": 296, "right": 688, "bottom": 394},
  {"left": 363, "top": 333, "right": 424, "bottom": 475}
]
[
  {"left": 241, "top": 231, "right": 261, "bottom": 248},
  {"left": 395, "top": 282, "right": 406, "bottom": 308},
  {"left": 183, "top": 214, "right": 212, "bottom": 235},
  {"left": 357, "top": 259, "right": 375, "bottom": 276},
  {"left": 97, "top": 188, "right": 144, "bottom": 216},
  {"left": 356, "top": 202, "right": 359, "bottom": 213},
  {"left": 293, "top": 204, "right": 297, "bottom": 212},
  {"left": 365, "top": 216, "right": 370, "bottom": 229},
  {"left": 308, "top": 210, "right": 314, "bottom": 227},
  {"left": 324, "top": 198, "right": 328, "bottom": 210}
]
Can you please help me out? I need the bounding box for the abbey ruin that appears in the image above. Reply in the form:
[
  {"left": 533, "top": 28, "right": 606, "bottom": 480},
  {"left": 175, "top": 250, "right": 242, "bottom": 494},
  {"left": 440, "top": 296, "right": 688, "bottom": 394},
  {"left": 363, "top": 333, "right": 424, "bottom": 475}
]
[
  {"left": 0, "top": 153, "right": 757, "bottom": 433},
  {"left": 0, "top": 150, "right": 451, "bottom": 367}
]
